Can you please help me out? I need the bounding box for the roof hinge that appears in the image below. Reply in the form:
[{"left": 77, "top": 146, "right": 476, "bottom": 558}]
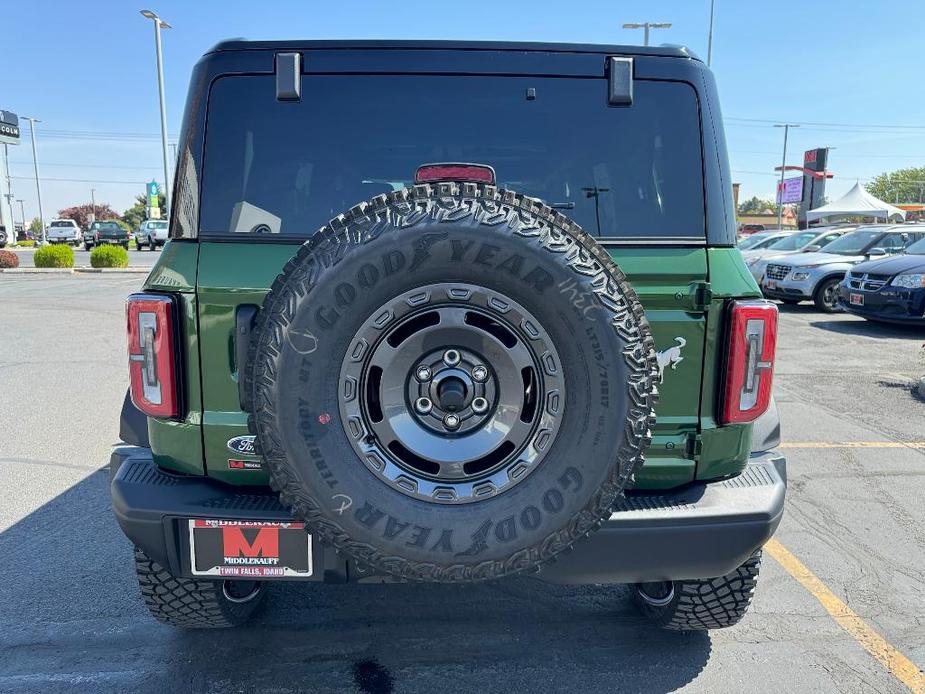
[
  {"left": 607, "top": 57, "right": 633, "bottom": 106},
  {"left": 275, "top": 52, "right": 302, "bottom": 102}
]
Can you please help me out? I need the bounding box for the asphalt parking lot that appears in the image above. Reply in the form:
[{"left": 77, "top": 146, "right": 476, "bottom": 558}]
[
  {"left": 0, "top": 274, "right": 923, "bottom": 694},
  {"left": 6, "top": 247, "right": 160, "bottom": 268}
]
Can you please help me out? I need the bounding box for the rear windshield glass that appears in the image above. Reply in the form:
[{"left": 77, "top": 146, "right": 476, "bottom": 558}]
[
  {"left": 50, "top": 221, "right": 73, "bottom": 227},
  {"left": 98, "top": 222, "right": 120, "bottom": 230},
  {"left": 149, "top": 221, "right": 168, "bottom": 229},
  {"left": 200, "top": 75, "right": 704, "bottom": 239}
]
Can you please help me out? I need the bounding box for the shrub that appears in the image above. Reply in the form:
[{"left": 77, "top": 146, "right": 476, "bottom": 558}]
[
  {"left": 34, "top": 244, "right": 75, "bottom": 268},
  {"left": 90, "top": 245, "right": 129, "bottom": 268},
  {"left": 17, "top": 240, "right": 36, "bottom": 247},
  {"left": 0, "top": 250, "right": 19, "bottom": 269}
]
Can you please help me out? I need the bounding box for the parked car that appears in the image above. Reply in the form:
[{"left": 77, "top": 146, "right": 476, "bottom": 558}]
[
  {"left": 837, "top": 234, "right": 925, "bottom": 324},
  {"left": 134, "top": 219, "right": 169, "bottom": 250},
  {"left": 745, "top": 226, "right": 854, "bottom": 283},
  {"left": 0, "top": 225, "right": 6, "bottom": 248},
  {"left": 739, "top": 223, "right": 766, "bottom": 235},
  {"left": 46, "top": 219, "right": 82, "bottom": 246},
  {"left": 111, "top": 39, "right": 785, "bottom": 632},
  {"left": 737, "top": 230, "right": 793, "bottom": 251},
  {"left": 761, "top": 225, "right": 925, "bottom": 312},
  {"left": 85, "top": 220, "right": 130, "bottom": 250}
]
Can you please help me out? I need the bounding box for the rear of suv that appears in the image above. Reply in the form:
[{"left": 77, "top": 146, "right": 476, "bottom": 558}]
[{"left": 111, "top": 40, "right": 785, "bottom": 630}]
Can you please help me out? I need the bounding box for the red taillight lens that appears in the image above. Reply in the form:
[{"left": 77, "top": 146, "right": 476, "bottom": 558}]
[
  {"left": 126, "top": 293, "right": 179, "bottom": 418},
  {"left": 721, "top": 300, "right": 778, "bottom": 425},
  {"left": 415, "top": 163, "right": 496, "bottom": 185}
]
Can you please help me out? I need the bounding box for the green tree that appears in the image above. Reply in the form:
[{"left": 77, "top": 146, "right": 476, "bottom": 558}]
[
  {"left": 865, "top": 167, "right": 925, "bottom": 204},
  {"left": 58, "top": 203, "right": 120, "bottom": 229},
  {"left": 122, "top": 193, "right": 166, "bottom": 231},
  {"left": 737, "top": 196, "right": 776, "bottom": 215},
  {"left": 28, "top": 217, "right": 43, "bottom": 233}
]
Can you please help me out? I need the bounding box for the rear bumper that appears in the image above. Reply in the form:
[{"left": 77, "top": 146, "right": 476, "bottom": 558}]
[
  {"left": 111, "top": 448, "right": 786, "bottom": 584},
  {"left": 836, "top": 285, "right": 925, "bottom": 323}
]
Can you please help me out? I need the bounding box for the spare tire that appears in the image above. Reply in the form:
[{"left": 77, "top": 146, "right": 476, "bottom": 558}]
[{"left": 246, "top": 182, "right": 658, "bottom": 582}]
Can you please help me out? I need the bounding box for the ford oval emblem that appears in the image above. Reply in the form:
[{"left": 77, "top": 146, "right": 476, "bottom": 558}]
[{"left": 227, "top": 435, "right": 257, "bottom": 455}]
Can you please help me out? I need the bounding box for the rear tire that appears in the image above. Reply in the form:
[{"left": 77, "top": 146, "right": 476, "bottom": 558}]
[
  {"left": 84, "top": 243, "right": 92, "bottom": 251},
  {"left": 133, "top": 548, "right": 265, "bottom": 628},
  {"left": 813, "top": 277, "right": 842, "bottom": 313},
  {"left": 634, "top": 550, "right": 762, "bottom": 630}
]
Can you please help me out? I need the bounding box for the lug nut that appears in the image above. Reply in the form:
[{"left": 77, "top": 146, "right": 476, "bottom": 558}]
[
  {"left": 415, "top": 365, "right": 432, "bottom": 382},
  {"left": 443, "top": 413, "right": 461, "bottom": 430},
  {"left": 471, "top": 397, "right": 489, "bottom": 414},
  {"left": 471, "top": 365, "right": 488, "bottom": 382},
  {"left": 443, "top": 349, "right": 461, "bottom": 366},
  {"left": 415, "top": 397, "right": 433, "bottom": 414}
]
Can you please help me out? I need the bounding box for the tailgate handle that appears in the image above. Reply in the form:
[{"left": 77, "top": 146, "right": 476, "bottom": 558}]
[{"left": 235, "top": 305, "right": 259, "bottom": 410}]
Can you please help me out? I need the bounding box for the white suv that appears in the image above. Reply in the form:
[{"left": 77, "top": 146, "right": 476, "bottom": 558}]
[
  {"left": 46, "top": 219, "right": 82, "bottom": 246},
  {"left": 134, "top": 220, "right": 169, "bottom": 251}
]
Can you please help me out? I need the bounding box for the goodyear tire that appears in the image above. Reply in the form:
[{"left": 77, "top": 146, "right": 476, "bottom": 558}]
[{"left": 246, "top": 182, "right": 658, "bottom": 582}]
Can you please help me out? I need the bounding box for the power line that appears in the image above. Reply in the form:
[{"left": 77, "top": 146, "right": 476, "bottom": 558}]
[
  {"left": 11, "top": 175, "right": 150, "bottom": 185},
  {"left": 726, "top": 117, "right": 925, "bottom": 130}
]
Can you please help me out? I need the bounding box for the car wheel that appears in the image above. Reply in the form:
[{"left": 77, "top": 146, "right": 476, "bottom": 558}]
[
  {"left": 84, "top": 243, "right": 92, "bottom": 251},
  {"left": 134, "top": 548, "right": 265, "bottom": 628},
  {"left": 245, "top": 182, "right": 659, "bottom": 582},
  {"left": 813, "top": 277, "right": 842, "bottom": 313},
  {"left": 635, "top": 551, "right": 762, "bottom": 630},
  {"left": 148, "top": 238, "right": 155, "bottom": 251}
]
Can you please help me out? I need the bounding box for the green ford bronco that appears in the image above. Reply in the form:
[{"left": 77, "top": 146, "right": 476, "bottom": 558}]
[{"left": 112, "top": 40, "right": 785, "bottom": 630}]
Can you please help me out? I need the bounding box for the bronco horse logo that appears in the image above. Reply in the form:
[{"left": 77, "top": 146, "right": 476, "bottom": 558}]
[{"left": 656, "top": 337, "right": 686, "bottom": 383}]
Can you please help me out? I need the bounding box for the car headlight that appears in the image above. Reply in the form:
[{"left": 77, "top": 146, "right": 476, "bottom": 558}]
[
  {"left": 791, "top": 272, "right": 811, "bottom": 281},
  {"left": 890, "top": 273, "right": 925, "bottom": 288}
]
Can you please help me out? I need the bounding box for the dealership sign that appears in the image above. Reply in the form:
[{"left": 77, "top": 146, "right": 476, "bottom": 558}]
[
  {"left": 0, "top": 110, "right": 20, "bottom": 145},
  {"left": 776, "top": 176, "right": 803, "bottom": 204}
]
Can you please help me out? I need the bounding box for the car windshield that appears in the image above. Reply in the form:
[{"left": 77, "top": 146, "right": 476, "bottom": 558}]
[
  {"left": 739, "top": 234, "right": 774, "bottom": 250},
  {"left": 767, "top": 231, "right": 818, "bottom": 251},
  {"left": 150, "top": 221, "right": 168, "bottom": 229},
  {"left": 818, "top": 230, "right": 883, "bottom": 255},
  {"left": 904, "top": 237, "right": 925, "bottom": 255},
  {"left": 200, "top": 75, "right": 706, "bottom": 239}
]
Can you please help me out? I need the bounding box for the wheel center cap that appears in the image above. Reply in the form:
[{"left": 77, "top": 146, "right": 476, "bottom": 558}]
[{"left": 437, "top": 376, "right": 468, "bottom": 412}]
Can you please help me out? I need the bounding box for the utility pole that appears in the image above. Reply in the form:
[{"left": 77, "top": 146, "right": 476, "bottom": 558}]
[
  {"left": 774, "top": 124, "right": 799, "bottom": 229},
  {"left": 622, "top": 22, "right": 672, "bottom": 46},
  {"left": 90, "top": 188, "right": 96, "bottom": 222},
  {"left": 22, "top": 116, "right": 46, "bottom": 244},
  {"left": 140, "top": 10, "right": 172, "bottom": 218},
  {"left": 16, "top": 199, "right": 25, "bottom": 233},
  {"left": 707, "top": 0, "right": 716, "bottom": 66}
]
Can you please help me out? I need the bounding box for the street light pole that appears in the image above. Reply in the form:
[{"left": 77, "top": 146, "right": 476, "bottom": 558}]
[
  {"left": 774, "top": 123, "right": 800, "bottom": 229},
  {"left": 622, "top": 22, "right": 672, "bottom": 46},
  {"left": 140, "top": 9, "right": 172, "bottom": 219},
  {"left": 707, "top": 0, "right": 716, "bottom": 66},
  {"left": 22, "top": 116, "right": 46, "bottom": 244},
  {"left": 90, "top": 188, "right": 96, "bottom": 222},
  {"left": 16, "top": 199, "right": 25, "bottom": 233}
]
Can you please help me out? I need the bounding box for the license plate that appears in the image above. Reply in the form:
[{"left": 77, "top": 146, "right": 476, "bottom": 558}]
[
  {"left": 849, "top": 293, "right": 864, "bottom": 306},
  {"left": 766, "top": 280, "right": 777, "bottom": 290},
  {"left": 188, "top": 519, "right": 312, "bottom": 578}
]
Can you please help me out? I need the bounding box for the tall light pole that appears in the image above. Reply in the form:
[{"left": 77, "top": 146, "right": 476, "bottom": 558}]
[
  {"left": 22, "top": 116, "right": 46, "bottom": 244},
  {"left": 90, "top": 188, "right": 96, "bottom": 222},
  {"left": 774, "top": 124, "right": 800, "bottom": 229},
  {"left": 140, "top": 9, "right": 172, "bottom": 219},
  {"left": 622, "top": 22, "right": 672, "bottom": 46},
  {"left": 707, "top": 0, "right": 716, "bottom": 66}
]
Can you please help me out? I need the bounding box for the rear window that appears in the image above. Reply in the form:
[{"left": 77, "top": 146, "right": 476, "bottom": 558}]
[
  {"left": 50, "top": 221, "right": 74, "bottom": 227},
  {"left": 199, "top": 75, "right": 704, "bottom": 240},
  {"left": 98, "top": 222, "right": 120, "bottom": 230}
]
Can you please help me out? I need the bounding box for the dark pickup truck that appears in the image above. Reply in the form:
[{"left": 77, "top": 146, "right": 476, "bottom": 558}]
[{"left": 85, "top": 221, "right": 129, "bottom": 250}]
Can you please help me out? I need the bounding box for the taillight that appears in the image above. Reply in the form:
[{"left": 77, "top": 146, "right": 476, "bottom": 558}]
[
  {"left": 415, "top": 163, "right": 496, "bottom": 185},
  {"left": 126, "top": 293, "right": 179, "bottom": 418},
  {"left": 720, "top": 300, "right": 778, "bottom": 425}
]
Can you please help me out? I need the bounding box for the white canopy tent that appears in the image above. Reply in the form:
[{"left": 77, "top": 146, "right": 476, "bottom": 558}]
[{"left": 807, "top": 182, "right": 906, "bottom": 223}]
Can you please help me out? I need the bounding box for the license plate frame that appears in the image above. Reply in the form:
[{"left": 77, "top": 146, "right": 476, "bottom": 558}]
[
  {"left": 188, "top": 519, "right": 312, "bottom": 579},
  {"left": 766, "top": 280, "right": 777, "bottom": 290},
  {"left": 849, "top": 293, "right": 864, "bottom": 306}
]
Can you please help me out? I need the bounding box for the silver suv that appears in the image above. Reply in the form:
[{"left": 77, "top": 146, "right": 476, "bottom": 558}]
[{"left": 761, "top": 225, "right": 925, "bottom": 312}]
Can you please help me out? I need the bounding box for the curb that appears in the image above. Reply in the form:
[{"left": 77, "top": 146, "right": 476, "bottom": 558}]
[{"left": 1, "top": 267, "right": 149, "bottom": 274}]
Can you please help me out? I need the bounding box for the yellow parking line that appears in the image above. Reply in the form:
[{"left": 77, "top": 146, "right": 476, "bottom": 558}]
[
  {"left": 780, "top": 442, "right": 925, "bottom": 449},
  {"left": 765, "top": 538, "right": 925, "bottom": 693}
]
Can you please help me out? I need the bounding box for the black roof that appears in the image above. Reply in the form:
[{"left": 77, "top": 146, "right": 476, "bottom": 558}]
[{"left": 207, "top": 39, "right": 699, "bottom": 61}]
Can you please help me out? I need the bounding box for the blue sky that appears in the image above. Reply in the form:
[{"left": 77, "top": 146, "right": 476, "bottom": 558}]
[{"left": 3, "top": 0, "right": 925, "bottom": 221}]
